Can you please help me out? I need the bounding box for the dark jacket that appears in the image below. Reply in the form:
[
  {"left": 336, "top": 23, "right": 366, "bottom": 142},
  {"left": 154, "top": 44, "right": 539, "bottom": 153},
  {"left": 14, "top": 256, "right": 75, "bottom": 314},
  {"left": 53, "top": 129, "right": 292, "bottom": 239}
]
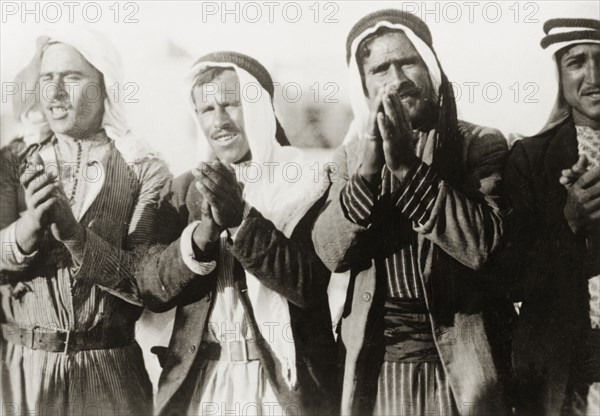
[
  {"left": 312, "top": 121, "right": 514, "bottom": 415},
  {"left": 136, "top": 171, "right": 338, "bottom": 416},
  {"left": 502, "top": 117, "right": 599, "bottom": 415}
]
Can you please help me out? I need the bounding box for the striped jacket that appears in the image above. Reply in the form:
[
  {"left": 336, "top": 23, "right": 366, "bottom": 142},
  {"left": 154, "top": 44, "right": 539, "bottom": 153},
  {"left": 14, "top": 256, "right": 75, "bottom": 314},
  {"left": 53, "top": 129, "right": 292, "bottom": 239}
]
[{"left": 312, "top": 120, "right": 514, "bottom": 415}]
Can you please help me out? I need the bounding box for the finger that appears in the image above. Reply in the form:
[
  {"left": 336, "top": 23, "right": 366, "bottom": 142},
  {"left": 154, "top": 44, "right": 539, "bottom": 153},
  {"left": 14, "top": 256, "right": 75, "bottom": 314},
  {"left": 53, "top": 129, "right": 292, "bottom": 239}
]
[
  {"left": 31, "top": 182, "right": 58, "bottom": 208},
  {"left": 24, "top": 172, "right": 57, "bottom": 196},
  {"left": 20, "top": 165, "right": 46, "bottom": 188},
  {"left": 35, "top": 197, "right": 57, "bottom": 216},
  {"left": 200, "top": 195, "right": 213, "bottom": 219},
  {"left": 395, "top": 99, "right": 413, "bottom": 132},
  {"left": 382, "top": 94, "right": 400, "bottom": 129},
  {"left": 580, "top": 181, "right": 600, "bottom": 203},
  {"left": 561, "top": 168, "right": 579, "bottom": 178},
  {"left": 571, "top": 155, "right": 589, "bottom": 174},
  {"left": 559, "top": 176, "right": 572, "bottom": 186},
  {"left": 388, "top": 92, "right": 408, "bottom": 130},
  {"left": 195, "top": 181, "right": 219, "bottom": 207},
  {"left": 366, "top": 88, "right": 386, "bottom": 137},
  {"left": 584, "top": 195, "right": 600, "bottom": 212},
  {"left": 377, "top": 112, "right": 391, "bottom": 142},
  {"left": 203, "top": 161, "right": 236, "bottom": 186},
  {"left": 576, "top": 166, "right": 600, "bottom": 189}
]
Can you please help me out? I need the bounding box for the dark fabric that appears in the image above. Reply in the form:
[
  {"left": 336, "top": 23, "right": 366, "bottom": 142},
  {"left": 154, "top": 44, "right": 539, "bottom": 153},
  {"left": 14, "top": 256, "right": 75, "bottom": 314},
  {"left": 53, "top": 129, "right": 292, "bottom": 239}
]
[
  {"left": 0, "top": 135, "right": 168, "bottom": 415},
  {"left": 313, "top": 120, "right": 513, "bottom": 415},
  {"left": 345, "top": 9, "right": 433, "bottom": 63},
  {"left": 375, "top": 361, "right": 458, "bottom": 415},
  {"left": 382, "top": 298, "right": 438, "bottom": 363},
  {"left": 137, "top": 171, "right": 339, "bottom": 416},
  {"left": 499, "top": 117, "right": 600, "bottom": 415},
  {"left": 576, "top": 330, "right": 600, "bottom": 382},
  {"left": 541, "top": 18, "right": 600, "bottom": 49},
  {"left": 191, "top": 51, "right": 275, "bottom": 96},
  {"left": 0, "top": 324, "right": 135, "bottom": 353}
]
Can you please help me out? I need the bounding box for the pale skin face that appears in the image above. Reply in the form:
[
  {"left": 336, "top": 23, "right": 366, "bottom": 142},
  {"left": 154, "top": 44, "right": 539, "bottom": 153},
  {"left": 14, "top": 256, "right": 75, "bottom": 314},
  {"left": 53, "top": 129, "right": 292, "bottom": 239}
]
[
  {"left": 39, "top": 43, "right": 105, "bottom": 139},
  {"left": 560, "top": 43, "right": 600, "bottom": 129},
  {"left": 361, "top": 31, "right": 436, "bottom": 130},
  {"left": 192, "top": 70, "right": 251, "bottom": 164}
]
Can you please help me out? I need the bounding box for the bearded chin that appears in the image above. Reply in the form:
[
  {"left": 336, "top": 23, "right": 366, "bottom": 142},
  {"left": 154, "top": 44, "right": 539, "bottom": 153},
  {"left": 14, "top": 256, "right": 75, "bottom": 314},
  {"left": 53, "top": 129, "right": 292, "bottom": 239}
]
[{"left": 411, "top": 99, "right": 438, "bottom": 132}]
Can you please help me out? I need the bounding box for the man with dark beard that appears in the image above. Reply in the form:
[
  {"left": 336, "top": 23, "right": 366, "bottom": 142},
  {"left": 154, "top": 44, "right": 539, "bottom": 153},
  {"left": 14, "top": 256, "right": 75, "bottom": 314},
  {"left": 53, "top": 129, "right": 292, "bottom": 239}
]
[{"left": 313, "top": 10, "right": 512, "bottom": 415}]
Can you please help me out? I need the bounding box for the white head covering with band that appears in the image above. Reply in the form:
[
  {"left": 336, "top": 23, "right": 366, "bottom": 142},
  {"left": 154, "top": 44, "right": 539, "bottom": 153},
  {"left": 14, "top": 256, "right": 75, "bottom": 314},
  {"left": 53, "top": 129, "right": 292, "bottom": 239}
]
[
  {"left": 537, "top": 18, "right": 600, "bottom": 134},
  {"left": 13, "top": 26, "right": 154, "bottom": 163},
  {"left": 185, "top": 58, "right": 330, "bottom": 388},
  {"left": 343, "top": 21, "right": 442, "bottom": 145}
]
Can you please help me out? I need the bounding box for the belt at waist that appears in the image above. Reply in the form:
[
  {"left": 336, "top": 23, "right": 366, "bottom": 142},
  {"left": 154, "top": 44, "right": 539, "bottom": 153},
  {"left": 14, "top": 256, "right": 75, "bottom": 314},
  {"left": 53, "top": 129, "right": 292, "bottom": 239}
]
[
  {"left": 199, "top": 339, "right": 261, "bottom": 362},
  {"left": 383, "top": 298, "right": 438, "bottom": 363},
  {"left": 0, "top": 324, "right": 135, "bottom": 353}
]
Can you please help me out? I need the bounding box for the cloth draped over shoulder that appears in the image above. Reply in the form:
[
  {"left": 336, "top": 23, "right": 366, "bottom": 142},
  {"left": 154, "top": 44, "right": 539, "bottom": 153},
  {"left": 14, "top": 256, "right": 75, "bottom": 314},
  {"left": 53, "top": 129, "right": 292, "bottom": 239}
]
[{"left": 185, "top": 58, "right": 330, "bottom": 388}]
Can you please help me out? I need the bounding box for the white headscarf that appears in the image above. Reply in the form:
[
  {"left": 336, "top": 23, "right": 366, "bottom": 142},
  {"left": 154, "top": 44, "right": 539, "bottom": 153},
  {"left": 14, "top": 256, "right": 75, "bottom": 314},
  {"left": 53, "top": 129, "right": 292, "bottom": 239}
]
[
  {"left": 536, "top": 37, "right": 600, "bottom": 135},
  {"left": 342, "top": 21, "right": 442, "bottom": 145},
  {"left": 185, "top": 60, "right": 330, "bottom": 388},
  {"left": 328, "top": 21, "right": 445, "bottom": 328},
  {"left": 13, "top": 26, "right": 154, "bottom": 163}
]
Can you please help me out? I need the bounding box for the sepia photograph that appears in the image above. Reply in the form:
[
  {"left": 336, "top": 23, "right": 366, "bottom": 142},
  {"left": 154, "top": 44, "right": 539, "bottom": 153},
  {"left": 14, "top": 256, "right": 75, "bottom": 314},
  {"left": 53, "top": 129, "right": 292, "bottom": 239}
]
[{"left": 0, "top": 1, "right": 599, "bottom": 415}]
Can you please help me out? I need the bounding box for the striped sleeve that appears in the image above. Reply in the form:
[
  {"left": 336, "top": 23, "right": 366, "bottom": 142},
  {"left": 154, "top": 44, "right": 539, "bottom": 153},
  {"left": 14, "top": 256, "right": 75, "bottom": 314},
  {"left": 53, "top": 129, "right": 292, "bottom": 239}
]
[
  {"left": 392, "top": 162, "right": 441, "bottom": 226},
  {"left": 341, "top": 173, "right": 378, "bottom": 226},
  {"left": 74, "top": 157, "right": 172, "bottom": 306},
  {"left": 180, "top": 220, "right": 217, "bottom": 275}
]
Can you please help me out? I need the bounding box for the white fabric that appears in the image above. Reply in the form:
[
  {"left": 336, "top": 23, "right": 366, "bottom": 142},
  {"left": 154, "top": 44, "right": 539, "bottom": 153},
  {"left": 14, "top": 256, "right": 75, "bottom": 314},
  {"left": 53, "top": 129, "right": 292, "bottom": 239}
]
[
  {"left": 180, "top": 221, "right": 217, "bottom": 275},
  {"left": 343, "top": 21, "right": 442, "bottom": 145},
  {"left": 0, "top": 223, "right": 38, "bottom": 272},
  {"left": 189, "top": 359, "right": 282, "bottom": 416},
  {"left": 14, "top": 26, "right": 154, "bottom": 164},
  {"left": 185, "top": 60, "right": 331, "bottom": 388}
]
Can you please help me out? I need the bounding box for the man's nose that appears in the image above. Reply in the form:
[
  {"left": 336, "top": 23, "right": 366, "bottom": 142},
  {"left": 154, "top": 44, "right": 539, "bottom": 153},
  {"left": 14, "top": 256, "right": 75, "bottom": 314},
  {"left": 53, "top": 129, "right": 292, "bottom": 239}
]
[
  {"left": 213, "top": 106, "right": 231, "bottom": 130},
  {"left": 388, "top": 64, "right": 409, "bottom": 85},
  {"left": 585, "top": 58, "right": 600, "bottom": 85},
  {"left": 46, "top": 80, "right": 68, "bottom": 101}
]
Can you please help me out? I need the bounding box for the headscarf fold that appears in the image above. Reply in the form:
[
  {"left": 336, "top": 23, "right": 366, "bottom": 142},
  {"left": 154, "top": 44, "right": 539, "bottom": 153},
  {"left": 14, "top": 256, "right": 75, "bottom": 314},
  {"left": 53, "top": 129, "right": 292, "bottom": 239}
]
[
  {"left": 537, "top": 18, "right": 600, "bottom": 135},
  {"left": 185, "top": 56, "right": 330, "bottom": 388},
  {"left": 13, "top": 26, "right": 154, "bottom": 163}
]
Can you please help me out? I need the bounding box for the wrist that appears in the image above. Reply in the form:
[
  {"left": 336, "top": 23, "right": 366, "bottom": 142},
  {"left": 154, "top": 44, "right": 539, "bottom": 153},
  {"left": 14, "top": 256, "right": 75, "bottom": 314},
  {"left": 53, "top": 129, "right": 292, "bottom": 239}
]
[
  {"left": 392, "top": 156, "right": 419, "bottom": 183},
  {"left": 358, "top": 164, "right": 382, "bottom": 186},
  {"left": 60, "top": 224, "right": 86, "bottom": 253},
  {"left": 193, "top": 225, "right": 219, "bottom": 252},
  {"left": 15, "top": 215, "right": 43, "bottom": 254}
]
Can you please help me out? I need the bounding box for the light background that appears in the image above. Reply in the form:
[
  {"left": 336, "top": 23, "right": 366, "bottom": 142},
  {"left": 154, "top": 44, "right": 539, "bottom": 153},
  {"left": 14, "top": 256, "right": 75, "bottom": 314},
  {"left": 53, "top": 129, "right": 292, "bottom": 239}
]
[{"left": 1, "top": 0, "right": 599, "bottom": 389}]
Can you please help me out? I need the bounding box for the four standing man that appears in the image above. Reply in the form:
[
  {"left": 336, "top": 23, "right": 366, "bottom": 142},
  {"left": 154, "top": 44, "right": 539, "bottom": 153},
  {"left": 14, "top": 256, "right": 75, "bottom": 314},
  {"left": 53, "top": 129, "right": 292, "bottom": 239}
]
[{"left": 0, "top": 8, "right": 598, "bottom": 416}]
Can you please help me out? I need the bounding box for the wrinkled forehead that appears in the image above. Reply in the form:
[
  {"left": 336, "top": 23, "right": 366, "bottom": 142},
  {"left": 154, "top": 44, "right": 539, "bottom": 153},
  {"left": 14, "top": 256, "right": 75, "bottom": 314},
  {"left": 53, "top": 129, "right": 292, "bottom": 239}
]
[
  {"left": 192, "top": 67, "right": 241, "bottom": 105},
  {"left": 39, "top": 42, "right": 102, "bottom": 78},
  {"left": 557, "top": 42, "right": 600, "bottom": 63}
]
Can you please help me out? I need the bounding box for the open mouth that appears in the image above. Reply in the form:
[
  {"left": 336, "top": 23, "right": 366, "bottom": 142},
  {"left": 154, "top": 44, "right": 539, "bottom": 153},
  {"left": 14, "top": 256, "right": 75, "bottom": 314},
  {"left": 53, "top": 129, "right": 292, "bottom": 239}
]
[
  {"left": 49, "top": 106, "right": 69, "bottom": 119},
  {"left": 213, "top": 133, "right": 238, "bottom": 145},
  {"left": 583, "top": 91, "right": 600, "bottom": 99}
]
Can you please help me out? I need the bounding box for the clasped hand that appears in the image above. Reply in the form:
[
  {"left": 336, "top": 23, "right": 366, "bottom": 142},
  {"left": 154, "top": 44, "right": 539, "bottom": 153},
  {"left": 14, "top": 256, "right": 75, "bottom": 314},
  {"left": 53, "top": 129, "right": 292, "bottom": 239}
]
[{"left": 358, "top": 83, "right": 419, "bottom": 185}]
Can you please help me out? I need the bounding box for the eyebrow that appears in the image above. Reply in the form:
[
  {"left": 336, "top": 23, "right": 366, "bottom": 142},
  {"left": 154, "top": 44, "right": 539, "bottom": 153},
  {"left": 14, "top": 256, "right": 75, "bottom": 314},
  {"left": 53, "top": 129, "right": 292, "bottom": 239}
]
[
  {"left": 369, "top": 55, "right": 419, "bottom": 72},
  {"left": 39, "top": 70, "right": 85, "bottom": 78}
]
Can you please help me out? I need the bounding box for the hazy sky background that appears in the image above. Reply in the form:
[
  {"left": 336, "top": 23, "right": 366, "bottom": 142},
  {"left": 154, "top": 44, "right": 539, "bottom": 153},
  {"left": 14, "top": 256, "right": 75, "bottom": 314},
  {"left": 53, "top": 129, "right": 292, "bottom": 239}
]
[
  {"left": 2, "top": 1, "right": 599, "bottom": 174},
  {"left": 2, "top": 1, "right": 599, "bottom": 387}
]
